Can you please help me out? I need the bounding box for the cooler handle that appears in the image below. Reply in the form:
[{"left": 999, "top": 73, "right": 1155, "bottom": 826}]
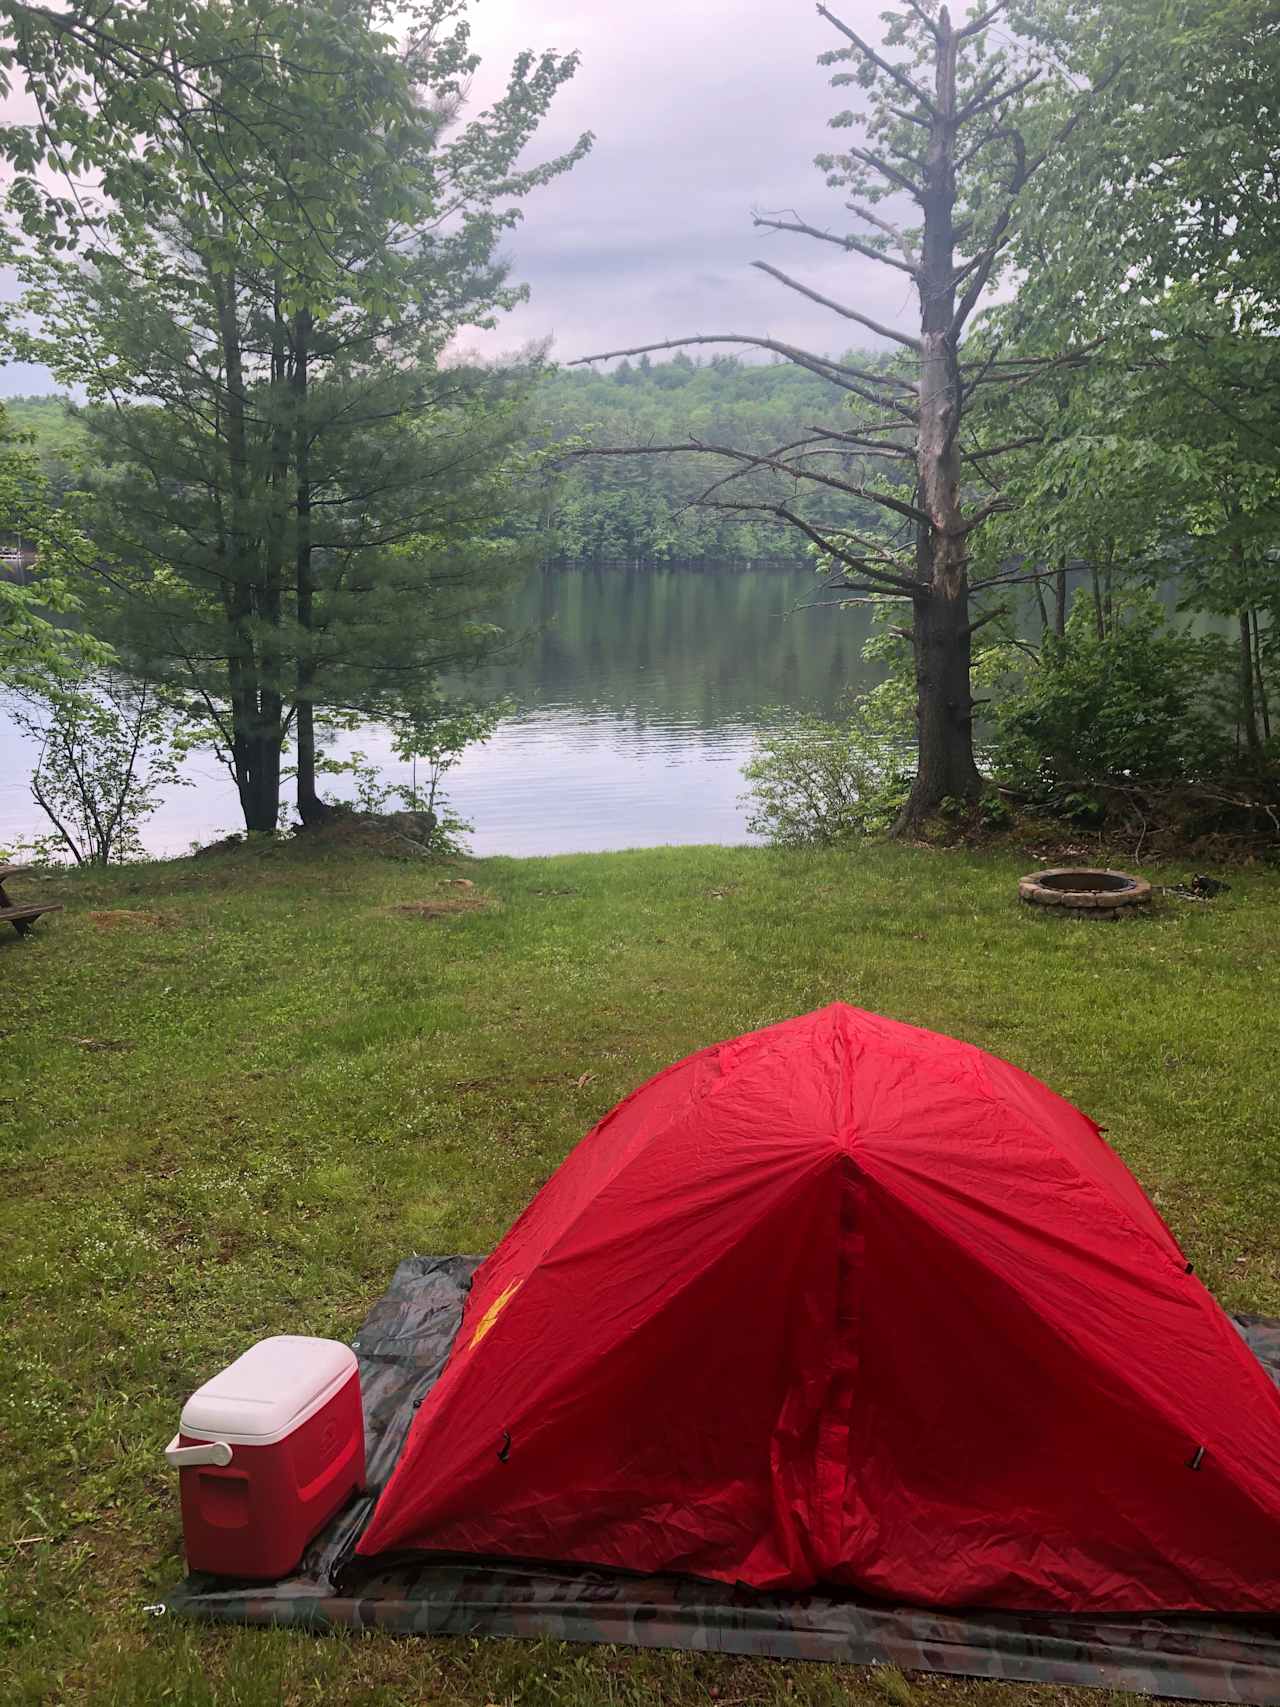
[{"left": 164, "top": 1433, "right": 233, "bottom": 1469}]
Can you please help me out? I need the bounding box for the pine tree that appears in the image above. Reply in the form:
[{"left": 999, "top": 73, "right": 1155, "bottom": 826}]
[{"left": 4, "top": 0, "right": 588, "bottom": 830}]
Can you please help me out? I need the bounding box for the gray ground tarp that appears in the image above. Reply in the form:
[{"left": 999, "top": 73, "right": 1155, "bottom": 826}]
[{"left": 164, "top": 1257, "right": 1280, "bottom": 1702}]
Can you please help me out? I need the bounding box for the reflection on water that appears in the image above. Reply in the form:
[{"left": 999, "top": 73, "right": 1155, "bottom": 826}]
[{"left": 0, "top": 564, "right": 879, "bottom": 858}]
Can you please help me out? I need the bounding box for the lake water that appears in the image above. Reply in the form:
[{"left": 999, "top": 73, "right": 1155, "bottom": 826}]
[{"left": 0, "top": 564, "right": 879, "bottom": 858}]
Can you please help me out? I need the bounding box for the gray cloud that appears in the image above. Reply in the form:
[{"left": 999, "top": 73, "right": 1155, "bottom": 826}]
[{"left": 448, "top": 0, "right": 908, "bottom": 363}]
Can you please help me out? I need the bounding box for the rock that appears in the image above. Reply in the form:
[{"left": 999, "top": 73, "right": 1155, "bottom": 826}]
[{"left": 385, "top": 810, "right": 438, "bottom": 845}]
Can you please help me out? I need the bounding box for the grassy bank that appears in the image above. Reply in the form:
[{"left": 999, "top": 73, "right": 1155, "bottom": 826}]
[{"left": 3, "top": 836, "right": 1279, "bottom": 1705}]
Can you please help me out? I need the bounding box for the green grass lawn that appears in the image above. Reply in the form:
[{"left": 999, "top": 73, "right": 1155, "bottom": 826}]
[{"left": 3, "top": 836, "right": 1278, "bottom": 1705}]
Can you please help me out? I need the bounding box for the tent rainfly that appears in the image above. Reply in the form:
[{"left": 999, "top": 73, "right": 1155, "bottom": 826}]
[{"left": 358, "top": 1003, "right": 1280, "bottom": 1614}]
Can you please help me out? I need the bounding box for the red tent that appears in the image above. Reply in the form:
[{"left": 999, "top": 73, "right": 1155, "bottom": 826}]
[{"left": 359, "top": 1003, "right": 1280, "bottom": 1612}]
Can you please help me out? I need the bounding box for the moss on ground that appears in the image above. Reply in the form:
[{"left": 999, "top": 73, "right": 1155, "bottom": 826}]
[{"left": 2, "top": 838, "right": 1277, "bottom": 1704}]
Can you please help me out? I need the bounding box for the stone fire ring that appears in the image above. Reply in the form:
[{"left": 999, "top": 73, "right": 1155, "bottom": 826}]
[{"left": 1019, "top": 867, "right": 1152, "bottom": 911}]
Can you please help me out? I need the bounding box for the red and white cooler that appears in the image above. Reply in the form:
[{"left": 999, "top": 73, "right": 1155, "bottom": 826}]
[{"left": 165, "top": 1335, "right": 365, "bottom": 1580}]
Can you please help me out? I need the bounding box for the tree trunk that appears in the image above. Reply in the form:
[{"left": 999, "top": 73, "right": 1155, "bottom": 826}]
[
  {"left": 1239, "top": 607, "right": 1261, "bottom": 753},
  {"left": 215, "top": 263, "right": 281, "bottom": 834},
  {"left": 1090, "top": 563, "right": 1105, "bottom": 639},
  {"left": 1033, "top": 572, "right": 1050, "bottom": 636},
  {"left": 908, "top": 583, "right": 982, "bottom": 808},
  {"left": 1054, "top": 567, "right": 1068, "bottom": 638},
  {"left": 243, "top": 282, "right": 288, "bottom": 832},
  {"left": 235, "top": 731, "right": 283, "bottom": 832},
  {"left": 292, "top": 309, "right": 331, "bottom": 828},
  {"left": 295, "top": 699, "right": 329, "bottom": 826},
  {"left": 894, "top": 11, "right": 983, "bottom": 833},
  {"left": 1251, "top": 607, "right": 1270, "bottom": 742}
]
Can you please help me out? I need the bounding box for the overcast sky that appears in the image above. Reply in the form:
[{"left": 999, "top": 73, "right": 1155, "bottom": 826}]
[
  {"left": 461, "top": 0, "right": 910, "bottom": 365},
  {"left": 0, "top": 0, "right": 908, "bottom": 394}
]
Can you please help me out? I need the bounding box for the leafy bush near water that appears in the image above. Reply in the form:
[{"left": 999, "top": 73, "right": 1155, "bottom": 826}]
[
  {"left": 990, "top": 597, "right": 1242, "bottom": 807},
  {"left": 741, "top": 691, "right": 912, "bottom": 847},
  {"left": 742, "top": 595, "right": 1267, "bottom": 848}
]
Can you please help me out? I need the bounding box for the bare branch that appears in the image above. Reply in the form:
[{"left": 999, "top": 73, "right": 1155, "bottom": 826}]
[
  {"left": 848, "top": 201, "right": 918, "bottom": 257},
  {"left": 965, "top": 604, "right": 1009, "bottom": 635},
  {"left": 560, "top": 436, "right": 933, "bottom": 528},
  {"left": 1020, "top": 59, "right": 1125, "bottom": 178},
  {"left": 950, "top": 134, "right": 1027, "bottom": 333},
  {"left": 817, "top": 3, "right": 938, "bottom": 114},
  {"left": 962, "top": 348, "right": 1098, "bottom": 391},
  {"left": 752, "top": 213, "right": 919, "bottom": 278},
  {"left": 958, "top": 339, "right": 1006, "bottom": 403},
  {"left": 704, "top": 495, "right": 914, "bottom": 574},
  {"left": 801, "top": 426, "right": 917, "bottom": 459},
  {"left": 951, "top": 233, "right": 1010, "bottom": 334},
  {"left": 568, "top": 333, "right": 916, "bottom": 395},
  {"left": 955, "top": 0, "right": 1009, "bottom": 40},
  {"left": 808, "top": 419, "right": 916, "bottom": 438},
  {"left": 962, "top": 434, "right": 1043, "bottom": 460},
  {"left": 795, "top": 591, "right": 913, "bottom": 606},
  {"left": 678, "top": 432, "right": 863, "bottom": 514},
  {"left": 816, "top": 531, "right": 916, "bottom": 566},
  {"left": 963, "top": 341, "right": 1102, "bottom": 371},
  {"left": 957, "top": 68, "right": 1039, "bottom": 125},
  {"left": 955, "top": 126, "right": 1005, "bottom": 172},
  {"left": 961, "top": 496, "right": 1013, "bottom": 530},
  {"left": 751, "top": 261, "right": 923, "bottom": 351},
  {"left": 842, "top": 144, "right": 925, "bottom": 200},
  {"left": 827, "top": 376, "right": 921, "bottom": 422},
  {"left": 970, "top": 563, "right": 1073, "bottom": 591},
  {"left": 705, "top": 499, "right": 921, "bottom": 593},
  {"left": 903, "top": 0, "right": 943, "bottom": 39},
  {"left": 955, "top": 66, "right": 1005, "bottom": 121}
]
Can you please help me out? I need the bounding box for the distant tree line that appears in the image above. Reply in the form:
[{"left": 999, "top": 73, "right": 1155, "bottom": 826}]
[
  {"left": 531, "top": 355, "right": 888, "bottom": 564},
  {"left": 4, "top": 358, "right": 889, "bottom": 574}
]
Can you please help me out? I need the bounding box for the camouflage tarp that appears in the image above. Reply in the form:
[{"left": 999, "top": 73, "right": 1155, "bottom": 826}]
[{"left": 162, "top": 1258, "right": 1280, "bottom": 1702}]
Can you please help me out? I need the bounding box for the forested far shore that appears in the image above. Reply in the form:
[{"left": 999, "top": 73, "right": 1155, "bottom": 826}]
[
  {"left": 4, "top": 354, "right": 879, "bottom": 567},
  {"left": 531, "top": 355, "right": 881, "bottom": 563}
]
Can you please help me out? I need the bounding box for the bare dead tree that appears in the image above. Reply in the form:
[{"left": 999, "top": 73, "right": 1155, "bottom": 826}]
[{"left": 572, "top": 2, "right": 1112, "bottom": 833}]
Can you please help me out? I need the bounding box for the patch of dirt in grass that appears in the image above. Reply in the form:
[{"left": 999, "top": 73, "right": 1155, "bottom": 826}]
[
  {"left": 450, "top": 1071, "right": 596, "bottom": 1094},
  {"left": 86, "top": 910, "right": 174, "bottom": 930},
  {"left": 387, "top": 896, "right": 490, "bottom": 921}
]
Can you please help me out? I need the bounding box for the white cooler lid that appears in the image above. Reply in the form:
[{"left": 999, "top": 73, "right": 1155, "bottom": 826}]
[{"left": 180, "top": 1335, "right": 357, "bottom": 1447}]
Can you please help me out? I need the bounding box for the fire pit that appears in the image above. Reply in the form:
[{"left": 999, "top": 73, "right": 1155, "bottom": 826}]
[{"left": 1018, "top": 867, "right": 1152, "bottom": 912}]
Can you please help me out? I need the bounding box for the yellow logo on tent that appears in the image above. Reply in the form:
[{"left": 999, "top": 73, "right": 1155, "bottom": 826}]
[{"left": 468, "top": 1280, "right": 521, "bottom": 1350}]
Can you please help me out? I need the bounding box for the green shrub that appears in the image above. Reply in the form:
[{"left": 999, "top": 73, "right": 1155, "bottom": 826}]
[
  {"left": 991, "top": 594, "right": 1233, "bottom": 800},
  {"left": 741, "top": 693, "right": 912, "bottom": 847}
]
